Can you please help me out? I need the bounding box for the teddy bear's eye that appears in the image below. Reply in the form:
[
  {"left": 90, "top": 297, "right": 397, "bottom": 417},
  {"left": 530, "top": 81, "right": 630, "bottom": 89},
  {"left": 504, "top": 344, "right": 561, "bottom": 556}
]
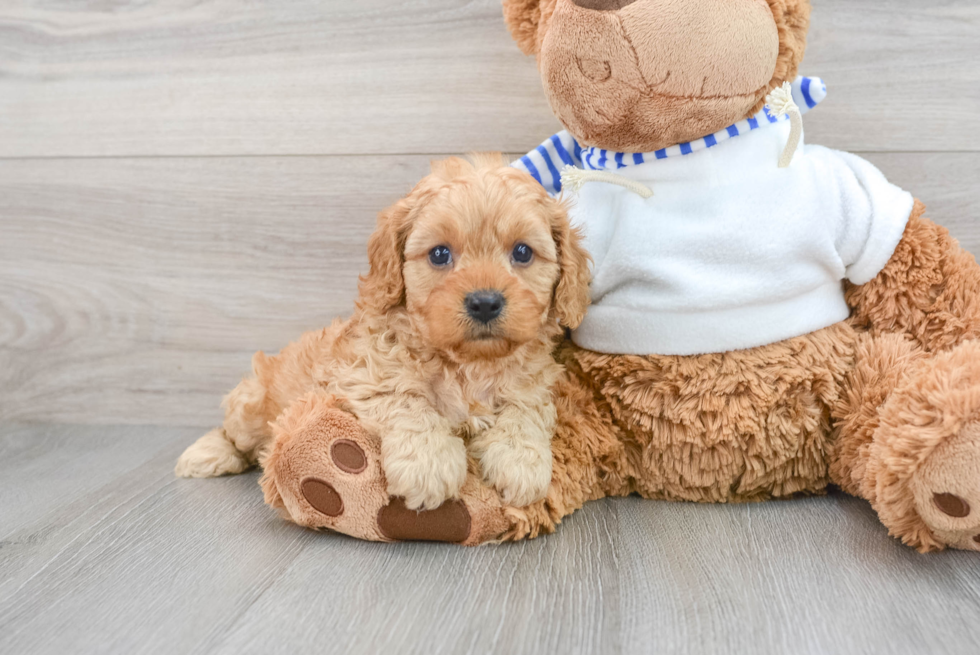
[
  {"left": 576, "top": 57, "right": 612, "bottom": 83},
  {"left": 428, "top": 245, "right": 453, "bottom": 267},
  {"left": 512, "top": 243, "right": 534, "bottom": 265}
]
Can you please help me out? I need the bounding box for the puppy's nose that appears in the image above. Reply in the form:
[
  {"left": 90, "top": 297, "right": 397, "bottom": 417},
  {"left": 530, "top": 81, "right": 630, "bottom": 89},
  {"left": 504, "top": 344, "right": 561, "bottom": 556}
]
[{"left": 465, "top": 290, "right": 505, "bottom": 324}]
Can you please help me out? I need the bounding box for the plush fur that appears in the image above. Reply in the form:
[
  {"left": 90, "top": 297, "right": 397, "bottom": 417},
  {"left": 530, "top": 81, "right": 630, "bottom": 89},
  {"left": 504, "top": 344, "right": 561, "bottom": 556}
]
[{"left": 177, "top": 154, "right": 592, "bottom": 512}]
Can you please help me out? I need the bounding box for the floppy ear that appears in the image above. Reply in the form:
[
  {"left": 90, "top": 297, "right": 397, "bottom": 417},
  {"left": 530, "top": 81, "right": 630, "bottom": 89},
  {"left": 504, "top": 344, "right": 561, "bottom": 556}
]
[
  {"left": 502, "top": 0, "right": 558, "bottom": 56},
  {"left": 550, "top": 202, "right": 592, "bottom": 329},
  {"left": 357, "top": 195, "right": 414, "bottom": 314}
]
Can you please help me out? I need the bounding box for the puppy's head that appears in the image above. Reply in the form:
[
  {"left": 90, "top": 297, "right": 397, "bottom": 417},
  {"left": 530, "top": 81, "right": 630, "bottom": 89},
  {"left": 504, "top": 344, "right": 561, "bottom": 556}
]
[{"left": 359, "top": 154, "right": 591, "bottom": 362}]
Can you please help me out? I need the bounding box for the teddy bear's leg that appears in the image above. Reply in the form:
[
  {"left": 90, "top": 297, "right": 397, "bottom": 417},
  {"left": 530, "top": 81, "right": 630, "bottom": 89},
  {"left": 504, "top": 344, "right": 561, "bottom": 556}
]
[
  {"left": 260, "top": 375, "right": 623, "bottom": 544},
  {"left": 847, "top": 201, "right": 980, "bottom": 353},
  {"left": 259, "top": 391, "right": 511, "bottom": 544},
  {"left": 831, "top": 333, "right": 980, "bottom": 552}
]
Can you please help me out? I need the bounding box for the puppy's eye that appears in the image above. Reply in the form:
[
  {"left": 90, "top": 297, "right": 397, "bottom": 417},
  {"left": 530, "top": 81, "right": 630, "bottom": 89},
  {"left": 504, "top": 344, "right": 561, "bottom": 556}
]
[
  {"left": 428, "top": 245, "right": 453, "bottom": 267},
  {"left": 512, "top": 243, "right": 534, "bottom": 265}
]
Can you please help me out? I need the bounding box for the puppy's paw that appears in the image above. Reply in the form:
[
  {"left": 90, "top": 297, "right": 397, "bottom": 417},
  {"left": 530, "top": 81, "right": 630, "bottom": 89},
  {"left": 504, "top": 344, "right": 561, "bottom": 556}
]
[
  {"left": 175, "top": 428, "right": 251, "bottom": 478},
  {"left": 477, "top": 439, "right": 552, "bottom": 507},
  {"left": 383, "top": 432, "right": 468, "bottom": 511}
]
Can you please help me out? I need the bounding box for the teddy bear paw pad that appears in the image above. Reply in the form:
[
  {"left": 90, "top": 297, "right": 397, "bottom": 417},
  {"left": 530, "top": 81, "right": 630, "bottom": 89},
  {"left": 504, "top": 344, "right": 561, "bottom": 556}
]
[
  {"left": 376, "top": 497, "right": 471, "bottom": 543},
  {"left": 330, "top": 439, "right": 367, "bottom": 473},
  {"left": 263, "top": 399, "right": 392, "bottom": 541},
  {"left": 911, "top": 422, "right": 980, "bottom": 551},
  {"left": 300, "top": 478, "right": 344, "bottom": 517}
]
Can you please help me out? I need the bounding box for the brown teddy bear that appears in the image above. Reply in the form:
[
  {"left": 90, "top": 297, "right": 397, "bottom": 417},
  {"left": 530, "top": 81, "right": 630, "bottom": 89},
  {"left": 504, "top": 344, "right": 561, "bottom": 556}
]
[{"left": 256, "top": 0, "right": 980, "bottom": 552}]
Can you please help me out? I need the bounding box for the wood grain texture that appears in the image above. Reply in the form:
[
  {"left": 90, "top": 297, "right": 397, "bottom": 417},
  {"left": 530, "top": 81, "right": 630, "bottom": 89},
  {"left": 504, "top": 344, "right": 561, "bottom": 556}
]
[
  {"left": 2, "top": 152, "right": 978, "bottom": 426},
  {"left": 0, "top": 155, "right": 428, "bottom": 425},
  {"left": 0, "top": 0, "right": 978, "bottom": 157},
  {"left": 2, "top": 424, "right": 979, "bottom": 655}
]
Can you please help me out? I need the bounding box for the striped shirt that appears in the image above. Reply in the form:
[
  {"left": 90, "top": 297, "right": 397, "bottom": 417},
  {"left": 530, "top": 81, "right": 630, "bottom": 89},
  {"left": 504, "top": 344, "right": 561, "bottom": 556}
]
[{"left": 514, "top": 75, "right": 827, "bottom": 195}]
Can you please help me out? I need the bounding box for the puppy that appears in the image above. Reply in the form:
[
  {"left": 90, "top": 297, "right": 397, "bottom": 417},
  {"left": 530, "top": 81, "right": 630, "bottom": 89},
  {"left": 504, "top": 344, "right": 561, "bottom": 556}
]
[{"left": 175, "top": 154, "right": 591, "bottom": 510}]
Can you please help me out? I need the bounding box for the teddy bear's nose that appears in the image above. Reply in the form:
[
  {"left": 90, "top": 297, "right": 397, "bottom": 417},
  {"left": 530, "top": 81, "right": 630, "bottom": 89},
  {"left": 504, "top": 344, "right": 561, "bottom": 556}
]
[{"left": 571, "top": 0, "right": 639, "bottom": 10}]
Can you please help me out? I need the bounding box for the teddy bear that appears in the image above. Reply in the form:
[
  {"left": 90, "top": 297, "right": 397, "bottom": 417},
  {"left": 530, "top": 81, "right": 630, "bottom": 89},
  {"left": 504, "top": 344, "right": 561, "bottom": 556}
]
[{"left": 257, "top": 0, "right": 980, "bottom": 552}]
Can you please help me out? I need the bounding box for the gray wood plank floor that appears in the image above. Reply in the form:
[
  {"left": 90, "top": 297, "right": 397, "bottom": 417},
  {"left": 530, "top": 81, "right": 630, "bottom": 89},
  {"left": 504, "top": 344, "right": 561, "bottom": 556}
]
[
  {"left": 2, "top": 425, "right": 980, "bottom": 655},
  {"left": 2, "top": 0, "right": 980, "bottom": 652}
]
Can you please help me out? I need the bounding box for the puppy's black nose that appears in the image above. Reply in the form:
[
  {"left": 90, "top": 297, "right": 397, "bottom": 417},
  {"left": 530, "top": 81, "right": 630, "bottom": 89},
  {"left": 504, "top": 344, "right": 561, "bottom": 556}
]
[{"left": 465, "top": 290, "right": 505, "bottom": 324}]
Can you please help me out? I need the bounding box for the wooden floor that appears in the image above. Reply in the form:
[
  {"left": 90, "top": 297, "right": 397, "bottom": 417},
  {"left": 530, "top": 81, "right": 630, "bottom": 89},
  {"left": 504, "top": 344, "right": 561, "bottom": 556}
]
[
  {"left": 2, "top": 1, "right": 979, "bottom": 653},
  {"left": 2, "top": 425, "right": 980, "bottom": 655}
]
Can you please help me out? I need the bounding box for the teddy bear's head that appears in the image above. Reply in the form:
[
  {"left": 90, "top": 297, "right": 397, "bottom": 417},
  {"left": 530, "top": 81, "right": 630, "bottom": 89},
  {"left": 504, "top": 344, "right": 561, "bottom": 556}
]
[{"left": 503, "top": 0, "right": 810, "bottom": 152}]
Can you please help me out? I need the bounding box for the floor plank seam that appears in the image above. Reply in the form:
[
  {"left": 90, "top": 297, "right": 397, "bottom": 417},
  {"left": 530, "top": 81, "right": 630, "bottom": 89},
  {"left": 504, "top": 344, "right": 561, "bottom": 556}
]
[{"left": 0, "top": 149, "right": 977, "bottom": 162}]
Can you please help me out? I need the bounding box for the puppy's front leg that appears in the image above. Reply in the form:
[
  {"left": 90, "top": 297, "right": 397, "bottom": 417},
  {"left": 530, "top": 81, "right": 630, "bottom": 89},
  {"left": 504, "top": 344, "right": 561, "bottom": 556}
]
[
  {"left": 376, "top": 397, "right": 468, "bottom": 511},
  {"left": 469, "top": 402, "right": 554, "bottom": 507}
]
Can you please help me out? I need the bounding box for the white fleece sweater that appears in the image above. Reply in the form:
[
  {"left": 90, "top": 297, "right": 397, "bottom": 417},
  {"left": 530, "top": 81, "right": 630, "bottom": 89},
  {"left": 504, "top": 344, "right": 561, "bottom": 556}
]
[{"left": 515, "top": 78, "right": 915, "bottom": 356}]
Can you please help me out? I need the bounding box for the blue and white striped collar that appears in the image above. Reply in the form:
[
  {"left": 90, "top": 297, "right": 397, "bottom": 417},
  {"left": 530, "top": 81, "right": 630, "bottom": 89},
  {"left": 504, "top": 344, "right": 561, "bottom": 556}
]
[{"left": 514, "top": 75, "right": 826, "bottom": 194}]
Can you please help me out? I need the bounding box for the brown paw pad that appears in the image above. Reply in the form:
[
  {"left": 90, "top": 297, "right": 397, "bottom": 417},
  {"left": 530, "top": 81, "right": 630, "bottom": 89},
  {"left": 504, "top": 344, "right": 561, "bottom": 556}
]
[
  {"left": 933, "top": 493, "right": 971, "bottom": 518},
  {"left": 377, "top": 497, "right": 471, "bottom": 543},
  {"left": 331, "top": 439, "right": 367, "bottom": 474},
  {"left": 301, "top": 478, "right": 343, "bottom": 517}
]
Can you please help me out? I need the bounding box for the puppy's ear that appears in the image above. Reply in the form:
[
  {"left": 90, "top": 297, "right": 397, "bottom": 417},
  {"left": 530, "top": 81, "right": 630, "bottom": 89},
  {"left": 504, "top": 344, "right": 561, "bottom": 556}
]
[
  {"left": 550, "top": 202, "right": 592, "bottom": 329},
  {"left": 357, "top": 195, "right": 414, "bottom": 314},
  {"left": 502, "top": 0, "right": 557, "bottom": 56}
]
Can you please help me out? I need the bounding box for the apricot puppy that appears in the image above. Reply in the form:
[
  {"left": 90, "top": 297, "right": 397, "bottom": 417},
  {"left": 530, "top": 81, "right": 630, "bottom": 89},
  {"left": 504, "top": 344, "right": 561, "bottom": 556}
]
[{"left": 175, "top": 154, "right": 591, "bottom": 510}]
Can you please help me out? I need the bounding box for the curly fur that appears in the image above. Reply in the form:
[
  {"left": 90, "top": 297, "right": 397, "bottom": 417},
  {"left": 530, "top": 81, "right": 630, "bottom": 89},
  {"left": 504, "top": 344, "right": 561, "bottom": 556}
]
[
  {"left": 177, "top": 155, "right": 592, "bottom": 511},
  {"left": 846, "top": 201, "right": 980, "bottom": 354},
  {"left": 565, "top": 323, "right": 856, "bottom": 503}
]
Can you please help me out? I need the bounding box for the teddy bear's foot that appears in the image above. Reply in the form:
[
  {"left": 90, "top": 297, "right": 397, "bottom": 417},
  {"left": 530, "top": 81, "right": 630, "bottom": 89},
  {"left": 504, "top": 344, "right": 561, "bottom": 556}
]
[
  {"left": 259, "top": 392, "right": 510, "bottom": 545},
  {"left": 868, "top": 340, "right": 980, "bottom": 552},
  {"left": 908, "top": 422, "right": 980, "bottom": 552}
]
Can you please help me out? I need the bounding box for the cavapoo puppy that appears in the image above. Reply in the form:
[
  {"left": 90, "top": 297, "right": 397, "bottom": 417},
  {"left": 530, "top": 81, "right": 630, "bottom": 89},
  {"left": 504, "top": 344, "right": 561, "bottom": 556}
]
[{"left": 175, "top": 154, "right": 591, "bottom": 510}]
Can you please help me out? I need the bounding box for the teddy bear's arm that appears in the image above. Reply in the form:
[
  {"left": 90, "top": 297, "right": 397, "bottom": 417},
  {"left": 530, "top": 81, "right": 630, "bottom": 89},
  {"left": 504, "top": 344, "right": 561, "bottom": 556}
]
[{"left": 846, "top": 200, "right": 980, "bottom": 353}]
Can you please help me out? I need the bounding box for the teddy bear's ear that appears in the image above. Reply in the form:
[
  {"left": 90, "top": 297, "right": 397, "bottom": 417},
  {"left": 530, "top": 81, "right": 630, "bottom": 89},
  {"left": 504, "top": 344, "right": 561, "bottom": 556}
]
[
  {"left": 502, "top": 0, "right": 557, "bottom": 56},
  {"left": 765, "top": 0, "right": 811, "bottom": 94}
]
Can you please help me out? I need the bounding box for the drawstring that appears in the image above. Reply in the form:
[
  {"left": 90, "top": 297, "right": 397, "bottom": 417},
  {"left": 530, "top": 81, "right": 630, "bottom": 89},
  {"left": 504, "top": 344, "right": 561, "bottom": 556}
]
[
  {"left": 765, "top": 82, "right": 803, "bottom": 168},
  {"left": 560, "top": 165, "right": 654, "bottom": 199},
  {"left": 560, "top": 83, "right": 802, "bottom": 196}
]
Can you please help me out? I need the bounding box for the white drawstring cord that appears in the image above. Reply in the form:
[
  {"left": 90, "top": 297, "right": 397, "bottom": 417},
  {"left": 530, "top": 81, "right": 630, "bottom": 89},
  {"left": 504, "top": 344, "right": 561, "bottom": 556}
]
[
  {"left": 560, "top": 165, "right": 654, "bottom": 199},
  {"left": 765, "top": 82, "right": 803, "bottom": 168}
]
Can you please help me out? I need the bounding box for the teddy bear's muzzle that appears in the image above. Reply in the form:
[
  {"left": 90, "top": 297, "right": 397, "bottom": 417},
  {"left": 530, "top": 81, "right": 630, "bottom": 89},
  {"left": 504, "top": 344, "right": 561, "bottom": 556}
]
[
  {"left": 570, "top": 0, "right": 640, "bottom": 9},
  {"left": 540, "top": 0, "right": 783, "bottom": 152}
]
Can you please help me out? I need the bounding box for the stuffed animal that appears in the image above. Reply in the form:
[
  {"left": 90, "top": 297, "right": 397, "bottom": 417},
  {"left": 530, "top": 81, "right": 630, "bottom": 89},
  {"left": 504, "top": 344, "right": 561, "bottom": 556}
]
[{"left": 257, "top": 0, "right": 980, "bottom": 552}]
